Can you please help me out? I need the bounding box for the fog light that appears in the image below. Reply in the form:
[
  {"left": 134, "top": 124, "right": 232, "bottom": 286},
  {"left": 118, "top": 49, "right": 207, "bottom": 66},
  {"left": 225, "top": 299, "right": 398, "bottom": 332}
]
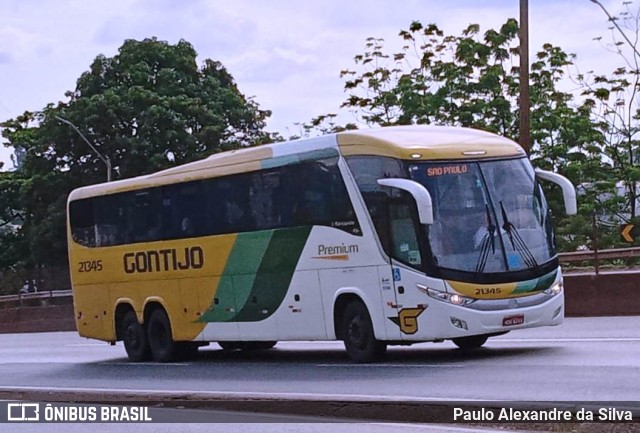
[{"left": 450, "top": 317, "right": 468, "bottom": 330}]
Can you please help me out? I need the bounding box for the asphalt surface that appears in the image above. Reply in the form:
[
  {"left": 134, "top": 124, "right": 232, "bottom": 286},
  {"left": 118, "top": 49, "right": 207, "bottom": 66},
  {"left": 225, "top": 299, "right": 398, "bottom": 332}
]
[
  {"left": 0, "top": 317, "right": 639, "bottom": 432},
  {"left": 0, "top": 317, "right": 639, "bottom": 401}
]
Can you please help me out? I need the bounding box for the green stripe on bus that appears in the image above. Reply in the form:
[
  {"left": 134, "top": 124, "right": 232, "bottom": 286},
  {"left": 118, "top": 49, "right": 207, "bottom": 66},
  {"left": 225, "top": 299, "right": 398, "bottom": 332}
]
[
  {"left": 512, "top": 269, "right": 557, "bottom": 294},
  {"left": 233, "top": 226, "right": 311, "bottom": 322},
  {"left": 199, "top": 231, "right": 273, "bottom": 323}
]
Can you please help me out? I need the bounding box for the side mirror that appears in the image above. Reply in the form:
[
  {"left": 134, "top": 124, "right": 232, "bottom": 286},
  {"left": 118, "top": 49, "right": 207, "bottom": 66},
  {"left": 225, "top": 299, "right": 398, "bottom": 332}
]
[
  {"left": 535, "top": 169, "right": 577, "bottom": 215},
  {"left": 377, "top": 178, "right": 434, "bottom": 225}
]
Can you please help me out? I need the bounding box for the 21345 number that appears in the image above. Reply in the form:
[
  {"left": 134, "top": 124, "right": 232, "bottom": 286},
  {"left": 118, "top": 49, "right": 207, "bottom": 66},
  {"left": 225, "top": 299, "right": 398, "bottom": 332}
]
[{"left": 78, "top": 260, "right": 103, "bottom": 273}]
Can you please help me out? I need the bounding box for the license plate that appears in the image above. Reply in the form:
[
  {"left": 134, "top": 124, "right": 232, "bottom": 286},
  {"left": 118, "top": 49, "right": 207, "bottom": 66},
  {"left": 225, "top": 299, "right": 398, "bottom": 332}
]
[{"left": 503, "top": 314, "right": 524, "bottom": 326}]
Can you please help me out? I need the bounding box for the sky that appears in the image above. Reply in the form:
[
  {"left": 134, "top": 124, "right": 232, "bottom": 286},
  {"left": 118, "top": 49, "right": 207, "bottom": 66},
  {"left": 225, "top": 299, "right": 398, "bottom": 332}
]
[{"left": 0, "top": 0, "right": 629, "bottom": 170}]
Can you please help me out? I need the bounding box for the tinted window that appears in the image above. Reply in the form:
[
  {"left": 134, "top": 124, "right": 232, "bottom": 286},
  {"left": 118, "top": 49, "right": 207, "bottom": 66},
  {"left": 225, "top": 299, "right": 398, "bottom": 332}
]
[
  {"left": 346, "top": 156, "right": 408, "bottom": 255},
  {"left": 69, "top": 199, "right": 96, "bottom": 247},
  {"left": 68, "top": 157, "right": 361, "bottom": 247}
]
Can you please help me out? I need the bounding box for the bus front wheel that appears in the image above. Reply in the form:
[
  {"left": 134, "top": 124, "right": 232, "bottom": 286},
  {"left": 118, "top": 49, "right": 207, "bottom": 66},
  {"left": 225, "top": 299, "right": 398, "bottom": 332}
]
[
  {"left": 452, "top": 335, "right": 489, "bottom": 350},
  {"left": 342, "top": 301, "right": 386, "bottom": 363},
  {"left": 147, "top": 309, "right": 178, "bottom": 362},
  {"left": 121, "top": 311, "right": 151, "bottom": 362}
]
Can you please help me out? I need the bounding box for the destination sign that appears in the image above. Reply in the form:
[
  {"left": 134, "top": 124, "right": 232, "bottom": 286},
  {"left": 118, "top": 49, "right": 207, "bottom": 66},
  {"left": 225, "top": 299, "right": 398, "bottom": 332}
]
[{"left": 426, "top": 164, "right": 469, "bottom": 176}]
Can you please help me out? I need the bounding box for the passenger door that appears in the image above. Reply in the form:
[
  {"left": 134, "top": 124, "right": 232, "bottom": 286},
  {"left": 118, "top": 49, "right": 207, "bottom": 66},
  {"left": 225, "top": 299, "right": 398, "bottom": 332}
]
[{"left": 387, "top": 198, "right": 429, "bottom": 340}]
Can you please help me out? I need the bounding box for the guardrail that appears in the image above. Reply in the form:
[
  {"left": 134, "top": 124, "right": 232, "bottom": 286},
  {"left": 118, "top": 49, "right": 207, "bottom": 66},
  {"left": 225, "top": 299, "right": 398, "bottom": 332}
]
[
  {"left": 558, "top": 246, "right": 640, "bottom": 274},
  {"left": 0, "top": 290, "right": 73, "bottom": 305},
  {"left": 558, "top": 246, "right": 640, "bottom": 262}
]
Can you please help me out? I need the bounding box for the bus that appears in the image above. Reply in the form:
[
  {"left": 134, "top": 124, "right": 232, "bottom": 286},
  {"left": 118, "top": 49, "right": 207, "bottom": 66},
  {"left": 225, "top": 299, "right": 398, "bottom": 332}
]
[{"left": 67, "top": 125, "right": 576, "bottom": 363}]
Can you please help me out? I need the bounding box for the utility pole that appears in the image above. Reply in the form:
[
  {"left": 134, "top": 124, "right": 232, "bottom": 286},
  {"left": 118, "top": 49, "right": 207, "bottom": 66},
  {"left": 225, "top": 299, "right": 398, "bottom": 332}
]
[
  {"left": 55, "top": 116, "right": 111, "bottom": 182},
  {"left": 519, "top": 0, "right": 531, "bottom": 155}
]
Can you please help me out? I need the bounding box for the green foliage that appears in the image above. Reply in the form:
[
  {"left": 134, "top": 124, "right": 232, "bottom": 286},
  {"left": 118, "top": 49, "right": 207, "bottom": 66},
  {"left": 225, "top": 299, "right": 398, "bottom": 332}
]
[
  {"left": 340, "top": 20, "right": 522, "bottom": 135},
  {"left": 318, "top": 15, "right": 640, "bottom": 253},
  {"left": 0, "top": 38, "right": 272, "bottom": 272}
]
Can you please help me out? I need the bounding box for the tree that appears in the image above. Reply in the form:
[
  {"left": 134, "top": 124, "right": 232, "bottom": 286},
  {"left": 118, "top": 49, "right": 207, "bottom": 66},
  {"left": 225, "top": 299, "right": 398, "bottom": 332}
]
[
  {"left": 335, "top": 19, "right": 609, "bottom": 251},
  {"left": 339, "top": 20, "right": 522, "bottom": 134},
  {"left": 582, "top": 1, "right": 640, "bottom": 226},
  {"left": 0, "top": 37, "right": 272, "bottom": 276}
]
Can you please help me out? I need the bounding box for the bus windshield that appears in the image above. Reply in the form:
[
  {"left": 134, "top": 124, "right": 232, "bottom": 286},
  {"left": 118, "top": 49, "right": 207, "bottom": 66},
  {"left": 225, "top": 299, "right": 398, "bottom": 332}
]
[{"left": 408, "top": 157, "right": 556, "bottom": 274}]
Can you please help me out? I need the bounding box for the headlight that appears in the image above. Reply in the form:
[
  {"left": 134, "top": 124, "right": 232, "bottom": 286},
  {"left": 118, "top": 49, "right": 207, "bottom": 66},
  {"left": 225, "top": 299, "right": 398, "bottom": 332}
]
[
  {"left": 544, "top": 281, "right": 563, "bottom": 296},
  {"left": 425, "top": 287, "right": 475, "bottom": 306}
]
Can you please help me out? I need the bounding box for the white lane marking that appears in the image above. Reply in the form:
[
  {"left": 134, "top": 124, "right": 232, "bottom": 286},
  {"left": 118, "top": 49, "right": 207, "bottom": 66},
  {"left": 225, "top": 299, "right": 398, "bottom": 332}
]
[
  {"left": 316, "top": 363, "right": 464, "bottom": 368},
  {"left": 98, "top": 362, "right": 191, "bottom": 366},
  {"left": 493, "top": 337, "right": 640, "bottom": 343},
  {"left": 0, "top": 385, "right": 491, "bottom": 403},
  {"left": 65, "top": 343, "right": 109, "bottom": 347},
  {"left": 370, "top": 423, "right": 529, "bottom": 433}
]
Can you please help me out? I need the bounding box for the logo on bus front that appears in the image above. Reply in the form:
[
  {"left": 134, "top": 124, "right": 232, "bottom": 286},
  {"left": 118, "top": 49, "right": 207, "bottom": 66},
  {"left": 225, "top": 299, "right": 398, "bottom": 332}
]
[{"left": 388, "top": 306, "right": 426, "bottom": 334}]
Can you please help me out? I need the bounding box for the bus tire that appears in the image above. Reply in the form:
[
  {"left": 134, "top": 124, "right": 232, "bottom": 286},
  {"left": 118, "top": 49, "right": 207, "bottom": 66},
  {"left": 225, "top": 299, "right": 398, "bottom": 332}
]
[
  {"left": 452, "top": 335, "right": 489, "bottom": 350},
  {"left": 342, "top": 301, "right": 386, "bottom": 363},
  {"left": 147, "top": 309, "right": 178, "bottom": 362},
  {"left": 121, "top": 311, "right": 151, "bottom": 362}
]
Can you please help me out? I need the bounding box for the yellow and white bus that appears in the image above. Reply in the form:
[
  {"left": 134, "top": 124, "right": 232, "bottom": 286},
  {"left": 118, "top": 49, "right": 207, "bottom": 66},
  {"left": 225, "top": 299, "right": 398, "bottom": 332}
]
[{"left": 67, "top": 125, "right": 576, "bottom": 363}]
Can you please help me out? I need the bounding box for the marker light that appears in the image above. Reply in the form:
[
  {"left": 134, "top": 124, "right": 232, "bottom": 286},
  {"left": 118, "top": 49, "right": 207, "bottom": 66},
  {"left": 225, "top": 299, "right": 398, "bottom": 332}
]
[{"left": 410, "top": 153, "right": 422, "bottom": 159}]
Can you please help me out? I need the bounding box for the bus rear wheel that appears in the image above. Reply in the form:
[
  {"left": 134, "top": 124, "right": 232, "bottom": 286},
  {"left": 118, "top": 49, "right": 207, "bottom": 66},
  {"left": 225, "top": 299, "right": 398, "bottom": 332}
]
[
  {"left": 147, "top": 309, "right": 178, "bottom": 362},
  {"left": 342, "top": 301, "right": 386, "bottom": 363},
  {"left": 121, "top": 311, "right": 151, "bottom": 362},
  {"left": 452, "top": 335, "right": 489, "bottom": 350}
]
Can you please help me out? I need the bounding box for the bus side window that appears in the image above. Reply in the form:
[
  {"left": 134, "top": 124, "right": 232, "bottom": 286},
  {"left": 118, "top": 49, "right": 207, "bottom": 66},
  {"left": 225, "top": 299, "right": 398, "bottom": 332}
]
[
  {"left": 361, "top": 191, "right": 392, "bottom": 253},
  {"left": 69, "top": 199, "right": 96, "bottom": 247},
  {"left": 305, "top": 165, "right": 331, "bottom": 224},
  {"left": 133, "top": 191, "right": 162, "bottom": 242},
  {"left": 288, "top": 159, "right": 360, "bottom": 234},
  {"left": 249, "top": 171, "right": 279, "bottom": 230},
  {"left": 388, "top": 194, "right": 422, "bottom": 267},
  {"left": 273, "top": 167, "right": 296, "bottom": 227},
  {"left": 218, "top": 176, "right": 255, "bottom": 233},
  {"left": 163, "top": 181, "right": 203, "bottom": 239}
]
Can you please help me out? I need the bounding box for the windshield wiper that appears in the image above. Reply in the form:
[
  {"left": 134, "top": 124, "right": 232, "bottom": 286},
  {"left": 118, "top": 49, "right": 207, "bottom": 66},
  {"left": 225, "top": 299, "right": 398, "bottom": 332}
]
[
  {"left": 499, "top": 201, "right": 539, "bottom": 270},
  {"left": 475, "top": 204, "right": 496, "bottom": 273}
]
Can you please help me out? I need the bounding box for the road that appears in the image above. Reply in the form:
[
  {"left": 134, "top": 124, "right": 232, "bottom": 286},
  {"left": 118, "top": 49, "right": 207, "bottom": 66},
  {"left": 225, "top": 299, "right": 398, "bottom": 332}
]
[
  {"left": 0, "top": 317, "right": 639, "bottom": 400},
  {"left": 0, "top": 317, "right": 638, "bottom": 431}
]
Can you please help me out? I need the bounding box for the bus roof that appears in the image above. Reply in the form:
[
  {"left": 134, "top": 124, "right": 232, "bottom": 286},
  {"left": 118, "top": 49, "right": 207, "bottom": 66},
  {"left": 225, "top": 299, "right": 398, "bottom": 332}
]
[
  {"left": 336, "top": 125, "right": 525, "bottom": 160},
  {"left": 68, "top": 125, "right": 525, "bottom": 201}
]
